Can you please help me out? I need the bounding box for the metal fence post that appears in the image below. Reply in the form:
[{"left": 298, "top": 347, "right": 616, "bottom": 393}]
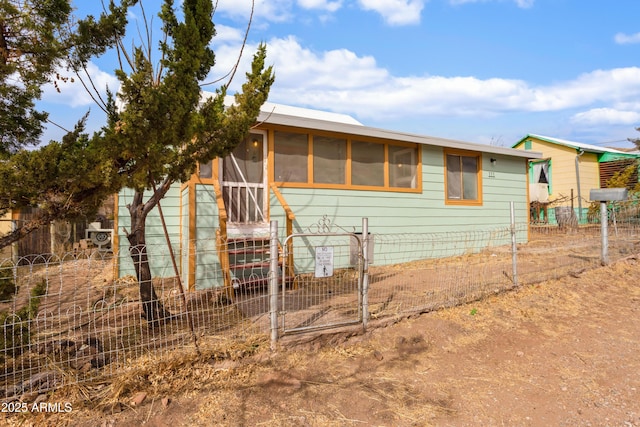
[
  {"left": 362, "top": 217, "right": 369, "bottom": 330},
  {"left": 600, "top": 201, "right": 608, "bottom": 265},
  {"left": 269, "top": 220, "right": 279, "bottom": 349},
  {"left": 510, "top": 202, "right": 518, "bottom": 286}
]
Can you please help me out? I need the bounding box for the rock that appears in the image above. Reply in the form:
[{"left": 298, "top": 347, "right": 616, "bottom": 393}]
[
  {"left": 33, "top": 393, "right": 48, "bottom": 406},
  {"left": 70, "top": 337, "right": 108, "bottom": 370},
  {"left": 20, "top": 391, "right": 39, "bottom": 403},
  {"left": 162, "top": 397, "right": 171, "bottom": 408},
  {"left": 130, "top": 392, "right": 147, "bottom": 406},
  {"left": 373, "top": 350, "right": 384, "bottom": 361}
]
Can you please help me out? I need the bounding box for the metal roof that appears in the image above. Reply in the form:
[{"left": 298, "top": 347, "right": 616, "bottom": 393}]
[
  {"left": 259, "top": 101, "right": 363, "bottom": 126},
  {"left": 209, "top": 93, "right": 541, "bottom": 159},
  {"left": 257, "top": 106, "right": 541, "bottom": 160},
  {"left": 514, "top": 134, "right": 637, "bottom": 156}
]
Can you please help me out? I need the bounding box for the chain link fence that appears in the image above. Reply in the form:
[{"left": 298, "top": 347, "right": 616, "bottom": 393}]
[{"left": 1, "top": 210, "right": 639, "bottom": 401}]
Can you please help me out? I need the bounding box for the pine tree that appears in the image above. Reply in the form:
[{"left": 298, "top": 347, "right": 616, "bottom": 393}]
[
  {"left": 0, "top": 1, "right": 132, "bottom": 247},
  {"left": 0, "top": 0, "right": 130, "bottom": 155},
  {"left": 103, "top": 0, "right": 274, "bottom": 326}
]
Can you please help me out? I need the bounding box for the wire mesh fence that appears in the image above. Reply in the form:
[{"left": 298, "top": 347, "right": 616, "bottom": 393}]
[{"left": 1, "top": 211, "right": 640, "bottom": 401}]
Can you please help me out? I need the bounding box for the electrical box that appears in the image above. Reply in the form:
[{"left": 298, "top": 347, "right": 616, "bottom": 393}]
[{"left": 590, "top": 188, "right": 628, "bottom": 202}]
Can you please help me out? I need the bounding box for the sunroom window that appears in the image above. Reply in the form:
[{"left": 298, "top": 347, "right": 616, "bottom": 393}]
[
  {"left": 272, "top": 132, "right": 420, "bottom": 191},
  {"left": 351, "top": 140, "right": 384, "bottom": 187},
  {"left": 389, "top": 145, "right": 417, "bottom": 188},
  {"left": 313, "top": 136, "right": 346, "bottom": 184},
  {"left": 274, "top": 131, "right": 308, "bottom": 182}
]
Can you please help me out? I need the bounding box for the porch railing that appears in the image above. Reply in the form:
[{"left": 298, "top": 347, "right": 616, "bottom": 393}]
[
  {"left": 269, "top": 183, "right": 295, "bottom": 279},
  {"left": 212, "top": 180, "right": 233, "bottom": 299},
  {"left": 222, "top": 182, "right": 266, "bottom": 223}
]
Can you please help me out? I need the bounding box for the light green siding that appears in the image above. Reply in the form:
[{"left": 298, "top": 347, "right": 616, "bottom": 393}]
[
  {"left": 181, "top": 187, "right": 189, "bottom": 287},
  {"left": 269, "top": 146, "right": 528, "bottom": 234},
  {"left": 117, "top": 146, "right": 530, "bottom": 286},
  {"left": 117, "top": 187, "right": 182, "bottom": 279},
  {"left": 268, "top": 146, "right": 528, "bottom": 266},
  {"left": 194, "top": 185, "right": 223, "bottom": 289}
]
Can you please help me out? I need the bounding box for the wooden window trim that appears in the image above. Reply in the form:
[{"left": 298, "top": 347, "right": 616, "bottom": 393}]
[
  {"left": 269, "top": 129, "right": 422, "bottom": 193},
  {"left": 444, "top": 149, "right": 483, "bottom": 206}
]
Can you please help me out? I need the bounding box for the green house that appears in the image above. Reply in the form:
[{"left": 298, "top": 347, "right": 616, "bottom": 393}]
[{"left": 115, "top": 101, "right": 541, "bottom": 291}]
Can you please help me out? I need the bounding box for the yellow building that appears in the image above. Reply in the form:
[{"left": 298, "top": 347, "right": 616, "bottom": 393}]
[{"left": 513, "top": 134, "right": 640, "bottom": 223}]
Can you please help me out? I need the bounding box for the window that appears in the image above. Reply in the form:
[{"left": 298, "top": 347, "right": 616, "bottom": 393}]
[
  {"left": 274, "top": 131, "right": 308, "bottom": 182},
  {"left": 389, "top": 145, "right": 417, "bottom": 188},
  {"left": 351, "top": 140, "right": 385, "bottom": 187},
  {"left": 199, "top": 160, "right": 213, "bottom": 179},
  {"left": 531, "top": 160, "right": 550, "bottom": 184},
  {"left": 530, "top": 159, "right": 551, "bottom": 195},
  {"left": 272, "top": 131, "right": 420, "bottom": 192},
  {"left": 313, "top": 136, "right": 346, "bottom": 184},
  {"left": 445, "top": 152, "right": 481, "bottom": 204}
]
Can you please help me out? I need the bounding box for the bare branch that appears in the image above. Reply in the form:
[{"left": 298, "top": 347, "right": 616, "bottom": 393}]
[
  {"left": 46, "top": 118, "right": 72, "bottom": 134},
  {"left": 72, "top": 66, "right": 108, "bottom": 114},
  {"left": 201, "top": 0, "right": 254, "bottom": 88}
]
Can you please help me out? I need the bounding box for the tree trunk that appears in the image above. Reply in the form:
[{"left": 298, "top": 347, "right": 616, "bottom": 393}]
[{"left": 127, "top": 195, "right": 170, "bottom": 328}]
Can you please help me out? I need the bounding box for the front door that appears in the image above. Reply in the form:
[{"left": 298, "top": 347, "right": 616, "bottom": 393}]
[{"left": 222, "top": 131, "right": 267, "bottom": 224}]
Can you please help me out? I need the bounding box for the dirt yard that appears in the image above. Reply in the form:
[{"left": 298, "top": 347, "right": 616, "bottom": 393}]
[{"left": 8, "top": 254, "right": 640, "bottom": 427}]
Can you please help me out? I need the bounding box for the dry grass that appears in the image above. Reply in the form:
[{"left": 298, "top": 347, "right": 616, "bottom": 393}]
[{"left": 4, "top": 227, "right": 640, "bottom": 426}]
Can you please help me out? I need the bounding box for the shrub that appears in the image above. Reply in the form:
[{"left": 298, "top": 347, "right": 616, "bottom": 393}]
[{"left": 0, "top": 268, "right": 17, "bottom": 301}]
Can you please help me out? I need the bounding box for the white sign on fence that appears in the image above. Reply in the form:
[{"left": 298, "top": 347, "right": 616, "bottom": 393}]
[{"left": 315, "top": 246, "right": 334, "bottom": 277}]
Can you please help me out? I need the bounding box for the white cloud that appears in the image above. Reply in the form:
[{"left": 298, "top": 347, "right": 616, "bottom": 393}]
[
  {"left": 571, "top": 108, "right": 640, "bottom": 126},
  {"left": 614, "top": 32, "right": 640, "bottom": 45},
  {"left": 217, "top": 0, "right": 422, "bottom": 26},
  {"left": 357, "top": 0, "right": 425, "bottom": 25},
  {"left": 211, "top": 37, "right": 640, "bottom": 127},
  {"left": 214, "top": 24, "right": 247, "bottom": 44},
  {"left": 41, "top": 62, "right": 120, "bottom": 108},
  {"left": 298, "top": 0, "right": 343, "bottom": 12},
  {"left": 513, "top": 0, "right": 534, "bottom": 7}
]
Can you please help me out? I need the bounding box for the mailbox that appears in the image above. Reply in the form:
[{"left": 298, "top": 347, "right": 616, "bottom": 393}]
[{"left": 589, "top": 188, "right": 628, "bottom": 202}]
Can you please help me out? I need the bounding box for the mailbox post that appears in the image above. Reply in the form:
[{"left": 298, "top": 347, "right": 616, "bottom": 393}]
[{"left": 589, "top": 188, "right": 628, "bottom": 265}]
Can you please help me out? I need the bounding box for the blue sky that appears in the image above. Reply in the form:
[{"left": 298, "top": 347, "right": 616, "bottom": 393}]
[{"left": 39, "top": 0, "right": 640, "bottom": 149}]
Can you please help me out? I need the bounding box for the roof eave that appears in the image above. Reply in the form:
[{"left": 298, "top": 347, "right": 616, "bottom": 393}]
[{"left": 258, "top": 112, "right": 542, "bottom": 160}]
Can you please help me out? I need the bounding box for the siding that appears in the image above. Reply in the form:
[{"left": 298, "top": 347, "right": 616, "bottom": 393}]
[
  {"left": 181, "top": 187, "right": 189, "bottom": 287},
  {"left": 194, "top": 185, "right": 222, "bottom": 289},
  {"left": 516, "top": 138, "right": 600, "bottom": 202},
  {"left": 269, "top": 145, "right": 528, "bottom": 267},
  {"left": 118, "top": 146, "right": 531, "bottom": 284},
  {"left": 269, "top": 146, "right": 528, "bottom": 234},
  {"left": 117, "top": 187, "right": 182, "bottom": 278}
]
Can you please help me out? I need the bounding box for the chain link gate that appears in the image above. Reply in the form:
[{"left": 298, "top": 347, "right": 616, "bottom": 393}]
[{"left": 269, "top": 218, "right": 370, "bottom": 343}]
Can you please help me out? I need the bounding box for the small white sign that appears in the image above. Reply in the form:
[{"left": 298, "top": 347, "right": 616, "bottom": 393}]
[{"left": 315, "top": 246, "right": 334, "bottom": 278}]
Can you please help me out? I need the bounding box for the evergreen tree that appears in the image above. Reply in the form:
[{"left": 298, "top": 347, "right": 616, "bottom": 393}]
[
  {"left": 103, "top": 0, "right": 274, "bottom": 326},
  {"left": 0, "top": 0, "right": 135, "bottom": 248},
  {"left": 0, "top": 1, "right": 133, "bottom": 248},
  {"left": 0, "top": 116, "right": 121, "bottom": 249},
  {"left": 0, "top": 0, "right": 70, "bottom": 154},
  {"left": 0, "top": 0, "right": 130, "bottom": 155}
]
